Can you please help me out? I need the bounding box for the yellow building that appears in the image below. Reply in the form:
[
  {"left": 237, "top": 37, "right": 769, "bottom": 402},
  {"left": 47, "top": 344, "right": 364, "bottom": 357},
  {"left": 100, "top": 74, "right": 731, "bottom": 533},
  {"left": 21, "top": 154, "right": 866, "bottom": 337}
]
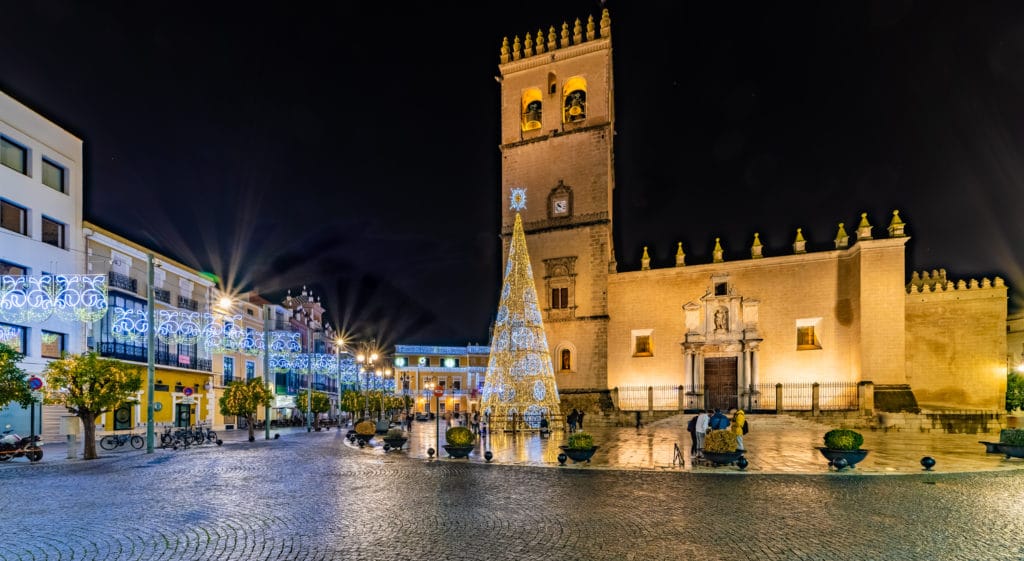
[
  {"left": 493, "top": 9, "right": 1008, "bottom": 426},
  {"left": 393, "top": 345, "right": 489, "bottom": 419}
]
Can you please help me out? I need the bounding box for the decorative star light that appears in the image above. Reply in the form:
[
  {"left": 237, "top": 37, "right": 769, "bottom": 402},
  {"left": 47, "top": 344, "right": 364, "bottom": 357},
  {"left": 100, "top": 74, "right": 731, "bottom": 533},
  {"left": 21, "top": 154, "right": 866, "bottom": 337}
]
[{"left": 510, "top": 187, "right": 527, "bottom": 211}]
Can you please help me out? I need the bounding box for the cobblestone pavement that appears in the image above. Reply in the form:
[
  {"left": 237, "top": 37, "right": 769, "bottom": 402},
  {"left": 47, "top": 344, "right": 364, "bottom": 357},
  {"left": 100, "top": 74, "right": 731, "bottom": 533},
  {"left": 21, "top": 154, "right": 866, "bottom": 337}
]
[{"left": 1, "top": 417, "right": 1023, "bottom": 561}]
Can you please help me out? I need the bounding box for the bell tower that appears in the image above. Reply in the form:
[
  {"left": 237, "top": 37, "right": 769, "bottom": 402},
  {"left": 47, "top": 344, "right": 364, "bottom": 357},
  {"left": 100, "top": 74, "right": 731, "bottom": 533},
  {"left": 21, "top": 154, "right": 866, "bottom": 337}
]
[{"left": 497, "top": 9, "right": 615, "bottom": 391}]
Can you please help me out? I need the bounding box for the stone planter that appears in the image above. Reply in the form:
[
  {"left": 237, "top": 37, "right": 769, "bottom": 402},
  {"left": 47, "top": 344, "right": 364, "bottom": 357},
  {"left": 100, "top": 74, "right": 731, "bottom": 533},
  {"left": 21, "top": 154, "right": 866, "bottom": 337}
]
[
  {"left": 997, "top": 443, "right": 1024, "bottom": 459},
  {"left": 383, "top": 437, "right": 407, "bottom": 451},
  {"left": 559, "top": 445, "right": 599, "bottom": 463},
  {"left": 702, "top": 450, "right": 745, "bottom": 467},
  {"left": 354, "top": 433, "right": 375, "bottom": 446},
  {"left": 818, "top": 447, "right": 869, "bottom": 469},
  {"left": 443, "top": 444, "right": 474, "bottom": 459}
]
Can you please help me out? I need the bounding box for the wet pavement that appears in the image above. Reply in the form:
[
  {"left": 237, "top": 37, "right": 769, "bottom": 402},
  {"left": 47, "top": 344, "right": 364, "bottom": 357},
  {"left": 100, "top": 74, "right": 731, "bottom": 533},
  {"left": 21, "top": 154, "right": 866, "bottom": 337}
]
[{"left": 1, "top": 414, "right": 1022, "bottom": 560}]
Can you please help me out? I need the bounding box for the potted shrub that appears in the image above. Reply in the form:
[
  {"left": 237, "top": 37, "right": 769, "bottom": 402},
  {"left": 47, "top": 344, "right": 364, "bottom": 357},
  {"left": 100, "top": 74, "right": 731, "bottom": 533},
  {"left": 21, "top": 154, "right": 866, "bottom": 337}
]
[
  {"left": 354, "top": 420, "right": 376, "bottom": 446},
  {"left": 382, "top": 428, "right": 408, "bottom": 451},
  {"left": 559, "top": 431, "right": 599, "bottom": 463},
  {"left": 443, "top": 426, "right": 476, "bottom": 458},
  {"left": 996, "top": 429, "right": 1024, "bottom": 459},
  {"left": 819, "top": 428, "right": 869, "bottom": 469},
  {"left": 702, "top": 430, "right": 744, "bottom": 467}
]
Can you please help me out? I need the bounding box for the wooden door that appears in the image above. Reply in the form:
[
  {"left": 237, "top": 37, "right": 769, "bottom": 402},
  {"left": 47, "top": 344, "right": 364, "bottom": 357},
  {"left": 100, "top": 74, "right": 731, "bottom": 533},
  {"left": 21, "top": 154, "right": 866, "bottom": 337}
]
[{"left": 704, "top": 357, "right": 738, "bottom": 411}]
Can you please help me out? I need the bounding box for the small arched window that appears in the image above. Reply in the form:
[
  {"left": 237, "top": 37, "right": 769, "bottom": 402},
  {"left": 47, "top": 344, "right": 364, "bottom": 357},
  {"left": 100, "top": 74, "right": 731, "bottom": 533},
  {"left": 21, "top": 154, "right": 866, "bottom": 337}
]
[
  {"left": 521, "top": 88, "right": 543, "bottom": 131},
  {"left": 560, "top": 348, "right": 572, "bottom": 372},
  {"left": 562, "top": 76, "right": 587, "bottom": 123}
]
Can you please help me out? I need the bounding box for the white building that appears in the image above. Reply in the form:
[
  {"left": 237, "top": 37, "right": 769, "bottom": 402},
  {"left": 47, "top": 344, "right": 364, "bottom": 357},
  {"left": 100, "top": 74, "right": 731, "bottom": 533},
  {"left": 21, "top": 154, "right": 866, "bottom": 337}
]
[{"left": 0, "top": 89, "right": 85, "bottom": 434}]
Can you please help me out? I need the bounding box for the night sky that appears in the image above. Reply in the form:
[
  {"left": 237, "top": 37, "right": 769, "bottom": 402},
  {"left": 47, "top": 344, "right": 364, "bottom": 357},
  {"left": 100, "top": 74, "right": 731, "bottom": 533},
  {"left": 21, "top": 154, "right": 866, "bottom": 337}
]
[{"left": 2, "top": 1, "right": 1022, "bottom": 347}]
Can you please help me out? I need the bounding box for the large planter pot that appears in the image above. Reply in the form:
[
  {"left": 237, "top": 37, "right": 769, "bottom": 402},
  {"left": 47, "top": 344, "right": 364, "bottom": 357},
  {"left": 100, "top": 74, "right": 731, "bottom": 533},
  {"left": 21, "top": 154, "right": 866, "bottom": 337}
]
[
  {"left": 354, "top": 433, "right": 375, "bottom": 446},
  {"left": 997, "top": 443, "right": 1024, "bottom": 459},
  {"left": 818, "top": 447, "right": 869, "bottom": 469},
  {"left": 559, "top": 445, "right": 599, "bottom": 463},
  {"left": 443, "top": 444, "right": 474, "bottom": 459},
  {"left": 702, "top": 450, "right": 745, "bottom": 467},
  {"left": 383, "top": 437, "right": 407, "bottom": 451}
]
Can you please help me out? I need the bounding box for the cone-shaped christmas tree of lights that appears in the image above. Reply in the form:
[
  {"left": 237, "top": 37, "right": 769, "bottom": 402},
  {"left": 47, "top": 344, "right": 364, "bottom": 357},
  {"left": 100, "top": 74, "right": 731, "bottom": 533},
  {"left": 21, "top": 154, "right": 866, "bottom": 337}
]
[{"left": 481, "top": 189, "right": 563, "bottom": 432}]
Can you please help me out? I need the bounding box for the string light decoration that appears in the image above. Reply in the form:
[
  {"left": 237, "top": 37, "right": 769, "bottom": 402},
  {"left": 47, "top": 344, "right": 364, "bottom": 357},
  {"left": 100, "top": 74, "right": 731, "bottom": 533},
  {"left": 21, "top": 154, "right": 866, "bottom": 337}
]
[
  {"left": 481, "top": 196, "right": 563, "bottom": 431},
  {"left": 111, "top": 307, "right": 148, "bottom": 344},
  {"left": 0, "top": 325, "right": 19, "bottom": 345},
  {"left": 0, "top": 275, "right": 108, "bottom": 324},
  {"left": 155, "top": 310, "right": 202, "bottom": 345}
]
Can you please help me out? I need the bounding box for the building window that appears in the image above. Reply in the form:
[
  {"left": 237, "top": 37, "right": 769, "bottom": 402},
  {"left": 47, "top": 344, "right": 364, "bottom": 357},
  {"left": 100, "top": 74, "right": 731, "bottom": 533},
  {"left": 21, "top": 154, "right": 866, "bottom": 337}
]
[
  {"left": 418, "top": 357, "right": 429, "bottom": 366},
  {"left": 560, "top": 349, "right": 572, "bottom": 372},
  {"left": 0, "top": 137, "right": 27, "bottom": 175},
  {"left": 562, "top": 77, "right": 588, "bottom": 123},
  {"left": 0, "top": 323, "right": 26, "bottom": 354},
  {"left": 0, "top": 200, "right": 27, "bottom": 235},
  {"left": 41, "top": 158, "right": 66, "bottom": 193},
  {"left": 453, "top": 379, "right": 462, "bottom": 391},
  {"left": 223, "top": 356, "right": 235, "bottom": 384},
  {"left": 521, "top": 87, "right": 542, "bottom": 131},
  {"left": 41, "top": 331, "right": 65, "bottom": 358},
  {"left": 443, "top": 357, "right": 459, "bottom": 368},
  {"left": 632, "top": 329, "right": 654, "bottom": 357},
  {"left": 246, "top": 360, "right": 255, "bottom": 380},
  {"left": 797, "top": 318, "right": 823, "bottom": 350},
  {"left": 551, "top": 287, "right": 569, "bottom": 309},
  {"left": 715, "top": 282, "right": 728, "bottom": 296},
  {"left": 41, "top": 216, "right": 66, "bottom": 249},
  {"left": 0, "top": 259, "right": 26, "bottom": 275}
]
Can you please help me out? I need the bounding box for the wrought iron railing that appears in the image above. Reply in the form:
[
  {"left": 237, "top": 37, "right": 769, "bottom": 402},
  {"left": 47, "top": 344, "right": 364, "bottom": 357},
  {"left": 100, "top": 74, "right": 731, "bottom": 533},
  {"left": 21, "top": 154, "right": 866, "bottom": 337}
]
[
  {"left": 108, "top": 271, "right": 137, "bottom": 293},
  {"left": 153, "top": 288, "right": 171, "bottom": 304},
  {"left": 177, "top": 296, "right": 198, "bottom": 311}
]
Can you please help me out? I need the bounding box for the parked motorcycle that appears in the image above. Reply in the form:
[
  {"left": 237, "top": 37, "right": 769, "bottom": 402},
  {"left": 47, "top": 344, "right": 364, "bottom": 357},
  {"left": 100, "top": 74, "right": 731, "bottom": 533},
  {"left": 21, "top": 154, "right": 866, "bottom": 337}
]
[{"left": 0, "top": 425, "right": 43, "bottom": 462}]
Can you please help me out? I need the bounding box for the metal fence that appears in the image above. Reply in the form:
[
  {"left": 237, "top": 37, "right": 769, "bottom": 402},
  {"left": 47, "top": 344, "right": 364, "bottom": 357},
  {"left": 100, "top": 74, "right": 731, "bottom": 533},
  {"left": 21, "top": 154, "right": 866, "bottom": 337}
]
[{"left": 616, "top": 381, "right": 860, "bottom": 412}]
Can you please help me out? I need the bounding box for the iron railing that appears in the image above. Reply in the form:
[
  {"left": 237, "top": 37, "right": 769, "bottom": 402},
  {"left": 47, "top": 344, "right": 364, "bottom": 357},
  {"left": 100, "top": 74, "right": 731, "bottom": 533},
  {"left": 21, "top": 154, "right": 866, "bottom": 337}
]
[
  {"left": 153, "top": 288, "right": 171, "bottom": 304},
  {"left": 616, "top": 381, "right": 860, "bottom": 412},
  {"left": 108, "top": 271, "right": 137, "bottom": 293}
]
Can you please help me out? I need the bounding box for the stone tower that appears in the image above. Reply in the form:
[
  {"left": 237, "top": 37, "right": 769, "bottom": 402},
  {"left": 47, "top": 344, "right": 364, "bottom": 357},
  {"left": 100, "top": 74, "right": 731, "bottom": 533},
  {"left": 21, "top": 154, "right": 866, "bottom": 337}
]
[{"left": 496, "top": 10, "right": 614, "bottom": 391}]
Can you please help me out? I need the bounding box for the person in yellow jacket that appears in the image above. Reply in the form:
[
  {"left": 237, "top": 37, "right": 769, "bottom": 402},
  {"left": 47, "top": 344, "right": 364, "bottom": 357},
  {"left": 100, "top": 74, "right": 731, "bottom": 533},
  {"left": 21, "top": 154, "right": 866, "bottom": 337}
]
[{"left": 732, "top": 409, "right": 746, "bottom": 451}]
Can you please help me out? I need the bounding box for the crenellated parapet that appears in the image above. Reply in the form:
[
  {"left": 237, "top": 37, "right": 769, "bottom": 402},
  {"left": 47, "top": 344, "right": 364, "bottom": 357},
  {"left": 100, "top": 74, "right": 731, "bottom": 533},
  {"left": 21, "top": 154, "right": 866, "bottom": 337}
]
[
  {"left": 500, "top": 8, "right": 611, "bottom": 63},
  {"left": 907, "top": 269, "right": 1006, "bottom": 294}
]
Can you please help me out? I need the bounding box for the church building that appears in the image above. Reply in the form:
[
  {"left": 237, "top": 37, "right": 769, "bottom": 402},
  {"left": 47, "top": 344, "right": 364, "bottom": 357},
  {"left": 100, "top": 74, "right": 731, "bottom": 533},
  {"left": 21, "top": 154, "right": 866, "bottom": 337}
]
[{"left": 495, "top": 9, "right": 1008, "bottom": 422}]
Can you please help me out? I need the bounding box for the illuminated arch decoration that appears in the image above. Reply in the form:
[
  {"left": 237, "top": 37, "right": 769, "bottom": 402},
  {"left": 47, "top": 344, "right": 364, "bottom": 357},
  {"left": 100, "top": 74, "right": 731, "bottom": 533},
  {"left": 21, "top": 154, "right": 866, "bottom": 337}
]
[
  {"left": 521, "top": 87, "right": 542, "bottom": 131},
  {"left": 156, "top": 310, "right": 202, "bottom": 345},
  {"left": 562, "top": 76, "right": 587, "bottom": 123},
  {"left": 111, "top": 307, "right": 148, "bottom": 344},
  {"left": 0, "top": 275, "right": 109, "bottom": 325},
  {"left": 0, "top": 325, "right": 19, "bottom": 345},
  {"left": 481, "top": 206, "right": 563, "bottom": 431}
]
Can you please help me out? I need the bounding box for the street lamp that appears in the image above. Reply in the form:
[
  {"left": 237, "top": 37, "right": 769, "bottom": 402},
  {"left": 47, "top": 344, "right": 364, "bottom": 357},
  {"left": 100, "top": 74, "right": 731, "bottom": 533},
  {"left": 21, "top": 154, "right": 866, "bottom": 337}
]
[
  {"left": 425, "top": 380, "right": 441, "bottom": 456},
  {"left": 335, "top": 337, "right": 344, "bottom": 428}
]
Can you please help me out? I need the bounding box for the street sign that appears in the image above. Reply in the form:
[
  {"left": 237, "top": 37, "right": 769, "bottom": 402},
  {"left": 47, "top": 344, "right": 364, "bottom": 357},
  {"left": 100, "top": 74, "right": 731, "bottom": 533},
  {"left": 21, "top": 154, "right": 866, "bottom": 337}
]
[
  {"left": 183, "top": 387, "right": 194, "bottom": 397},
  {"left": 31, "top": 390, "right": 43, "bottom": 401},
  {"left": 27, "top": 376, "right": 43, "bottom": 391},
  {"left": 433, "top": 387, "right": 444, "bottom": 398},
  {"left": 181, "top": 397, "right": 195, "bottom": 405}
]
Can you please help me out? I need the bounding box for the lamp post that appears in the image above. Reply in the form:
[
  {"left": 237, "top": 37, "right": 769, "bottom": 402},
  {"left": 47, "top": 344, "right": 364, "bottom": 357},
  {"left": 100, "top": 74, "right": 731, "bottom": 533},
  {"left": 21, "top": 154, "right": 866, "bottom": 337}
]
[
  {"left": 426, "top": 381, "right": 442, "bottom": 455},
  {"left": 355, "top": 347, "right": 379, "bottom": 420},
  {"left": 335, "top": 337, "right": 344, "bottom": 428}
]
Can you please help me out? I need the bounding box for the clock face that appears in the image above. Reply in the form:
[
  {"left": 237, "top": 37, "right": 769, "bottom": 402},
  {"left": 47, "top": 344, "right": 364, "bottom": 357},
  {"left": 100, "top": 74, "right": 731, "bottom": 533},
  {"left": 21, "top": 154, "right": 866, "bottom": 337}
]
[{"left": 553, "top": 198, "right": 568, "bottom": 215}]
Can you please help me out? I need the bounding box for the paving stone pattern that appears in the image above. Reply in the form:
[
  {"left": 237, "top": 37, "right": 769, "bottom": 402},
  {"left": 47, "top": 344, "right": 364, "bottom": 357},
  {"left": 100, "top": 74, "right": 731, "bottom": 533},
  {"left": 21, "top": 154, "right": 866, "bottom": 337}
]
[{"left": 1, "top": 420, "right": 1023, "bottom": 561}]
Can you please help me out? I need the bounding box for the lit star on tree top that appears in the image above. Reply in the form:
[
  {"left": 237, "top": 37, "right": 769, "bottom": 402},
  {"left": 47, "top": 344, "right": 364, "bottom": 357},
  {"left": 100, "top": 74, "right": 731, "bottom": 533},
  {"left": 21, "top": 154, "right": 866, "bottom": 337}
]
[{"left": 510, "top": 188, "right": 527, "bottom": 211}]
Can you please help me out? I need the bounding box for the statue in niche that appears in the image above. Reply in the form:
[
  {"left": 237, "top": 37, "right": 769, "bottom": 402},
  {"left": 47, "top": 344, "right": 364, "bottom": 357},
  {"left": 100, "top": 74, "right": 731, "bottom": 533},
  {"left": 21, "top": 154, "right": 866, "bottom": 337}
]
[{"left": 714, "top": 307, "right": 729, "bottom": 332}]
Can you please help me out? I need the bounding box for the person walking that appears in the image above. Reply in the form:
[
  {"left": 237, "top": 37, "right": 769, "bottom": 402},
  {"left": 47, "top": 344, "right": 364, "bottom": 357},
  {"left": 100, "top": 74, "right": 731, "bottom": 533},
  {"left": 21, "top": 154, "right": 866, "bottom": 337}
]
[
  {"left": 732, "top": 409, "right": 746, "bottom": 451},
  {"left": 577, "top": 409, "right": 586, "bottom": 430},
  {"left": 567, "top": 409, "right": 579, "bottom": 433},
  {"left": 695, "top": 409, "right": 710, "bottom": 458},
  {"left": 635, "top": 410, "right": 643, "bottom": 429}
]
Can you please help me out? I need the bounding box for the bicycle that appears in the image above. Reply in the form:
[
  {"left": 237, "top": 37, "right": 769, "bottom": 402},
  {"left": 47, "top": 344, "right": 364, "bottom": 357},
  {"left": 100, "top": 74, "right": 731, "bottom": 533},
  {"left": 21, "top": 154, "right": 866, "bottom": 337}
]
[{"left": 99, "top": 433, "right": 144, "bottom": 450}]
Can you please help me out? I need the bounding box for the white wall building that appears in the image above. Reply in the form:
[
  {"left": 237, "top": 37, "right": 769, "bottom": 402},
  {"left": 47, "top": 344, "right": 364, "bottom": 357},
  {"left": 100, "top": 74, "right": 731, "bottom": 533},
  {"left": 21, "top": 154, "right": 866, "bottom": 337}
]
[{"left": 0, "top": 90, "right": 85, "bottom": 372}]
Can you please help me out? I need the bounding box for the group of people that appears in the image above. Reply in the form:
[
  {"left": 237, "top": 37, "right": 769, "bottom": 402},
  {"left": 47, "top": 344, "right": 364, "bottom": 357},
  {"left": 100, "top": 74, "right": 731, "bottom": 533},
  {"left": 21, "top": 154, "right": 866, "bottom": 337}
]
[
  {"left": 687, "top": 407, "right": 746, "bottom": 459},
  {"left": 567, "top": 408, "right": 585, "bottom": 433}
]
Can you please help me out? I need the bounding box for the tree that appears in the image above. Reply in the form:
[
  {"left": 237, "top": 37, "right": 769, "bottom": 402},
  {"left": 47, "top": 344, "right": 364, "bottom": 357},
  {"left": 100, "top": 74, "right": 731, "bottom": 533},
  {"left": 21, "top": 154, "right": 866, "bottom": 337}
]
[
  {"left": 1007, "top": 371, "right": 1024, "bottom": 413},
  {"left": 296, "top": 389, "right": 331, "bottom": 430},
  {"left": 339, "top": 389, "right": 365, "bottom": 424},
  {"left": 0, "top": 344, "right": 32, "bottom": 410},
  {"left": 220, "top": 378, "right": 273, "bottom": 442},
  {"left": 42, "top": 352, "right": 143, "bottom": 460}
]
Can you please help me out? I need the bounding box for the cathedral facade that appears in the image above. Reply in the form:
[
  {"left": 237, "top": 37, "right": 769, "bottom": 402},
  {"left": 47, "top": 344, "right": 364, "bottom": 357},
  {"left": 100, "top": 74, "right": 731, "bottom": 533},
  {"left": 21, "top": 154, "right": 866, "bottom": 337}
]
[{"left": 496, "top": 10, "right": 1008, "bottom": 417}]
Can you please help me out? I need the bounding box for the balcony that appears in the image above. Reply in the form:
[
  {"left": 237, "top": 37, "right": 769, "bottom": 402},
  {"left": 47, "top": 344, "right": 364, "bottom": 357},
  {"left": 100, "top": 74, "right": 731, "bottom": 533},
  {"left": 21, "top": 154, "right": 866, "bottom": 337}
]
[
  {"left": 178, "top": 296, "right": 198, "bottom": 311},
  {"left": 153, "top": 288, "right": 171, "bottom": 304},
  {"left": 99, "top": 343, "right": 212, "bottom": 372},
  {"left": 108, "top": 271, "right": 137, "bottom": 293}
]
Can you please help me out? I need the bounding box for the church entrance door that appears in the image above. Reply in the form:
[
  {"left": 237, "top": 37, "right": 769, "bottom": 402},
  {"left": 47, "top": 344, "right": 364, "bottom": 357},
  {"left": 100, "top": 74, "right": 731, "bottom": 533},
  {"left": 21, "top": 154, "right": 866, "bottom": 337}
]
[{"left": 704, "top": 357, "right": 738, "bottom": 411}]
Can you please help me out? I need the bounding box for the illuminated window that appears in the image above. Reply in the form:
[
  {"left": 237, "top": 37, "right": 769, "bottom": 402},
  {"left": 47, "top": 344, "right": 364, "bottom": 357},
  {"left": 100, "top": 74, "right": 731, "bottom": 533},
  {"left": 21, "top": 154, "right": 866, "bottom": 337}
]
[
  {"left": 797, "top": 318, "right": 822, "bottom": 350},
  {"left": 559, "top": 348, "right": 572, "bottom": 372},
  {"left": 0, "top": 200, "right": 27, "bottom": 235},
  {"left": 562, "top": 76, "right": 588, "bottom": 123},
  {"left": 0, "top": 137, "right": 27, "bottom": 175},
  {"left": 223, "top": 356, "right": 235, "bottom": 383},
  {"left": 41, "top": 331, "right": 65, "bottom": 358},
  {"left": 41, "top": 216, "right": 65, "bottom": 249},
  {"left": 42, "top": 158, "right": 66, "bottom": 193},
  {"left": 246, "top": 360, "right": 255, "bottom": 380},
  {"left": 0, "top": 323, "right": 26, "bottom": 354},
  {"left": 521, "top": 87, "right": 542, "bottom": 131},
  {"left": 632, "top": 329, "right": 654, "bottom": 357}
]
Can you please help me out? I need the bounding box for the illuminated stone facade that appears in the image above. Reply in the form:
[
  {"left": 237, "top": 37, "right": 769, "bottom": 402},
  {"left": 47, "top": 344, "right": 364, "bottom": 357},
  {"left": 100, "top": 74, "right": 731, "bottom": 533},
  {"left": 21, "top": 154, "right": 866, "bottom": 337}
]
[{"left": 496, "top": 9, "right": 1008, "bottom": 415}]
